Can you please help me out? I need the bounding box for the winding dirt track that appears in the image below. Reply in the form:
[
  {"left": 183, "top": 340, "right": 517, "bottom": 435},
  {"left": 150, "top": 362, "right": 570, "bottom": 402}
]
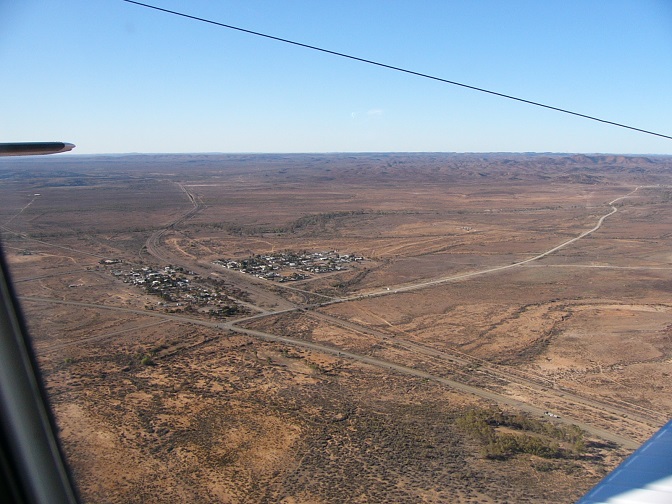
[
  {"left": 144, "top": 182, "right": 205, "bottom": 264},
  {"left": 325, "top": 187, "right": 641, "bottom": 304}
]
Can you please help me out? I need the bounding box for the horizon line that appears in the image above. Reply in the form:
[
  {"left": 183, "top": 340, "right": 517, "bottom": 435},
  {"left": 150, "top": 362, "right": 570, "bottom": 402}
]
[{"left": 9, "top": 151, "right": 671, "bottom": 157}]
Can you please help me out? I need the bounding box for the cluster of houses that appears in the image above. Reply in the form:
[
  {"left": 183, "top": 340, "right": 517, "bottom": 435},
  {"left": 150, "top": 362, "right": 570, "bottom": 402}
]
[
  {"left": 108, "top": 264, "right": 244, "bottom": 318},
  {"left": 213, "top": 250, "right": 364, "bottom": 282}
]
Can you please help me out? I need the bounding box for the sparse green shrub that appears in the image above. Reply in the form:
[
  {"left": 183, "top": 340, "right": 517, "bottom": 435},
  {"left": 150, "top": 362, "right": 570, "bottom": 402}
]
[{"left": 141, "top": 354, "right": 156, "bottom": 366}]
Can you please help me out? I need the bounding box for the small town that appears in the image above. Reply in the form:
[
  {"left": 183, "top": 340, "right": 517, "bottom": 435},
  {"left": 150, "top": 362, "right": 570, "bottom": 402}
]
[
  {"left": 213, "top": 250, "right": 364, "bottom": 282},
  {"left": 105, "top": 263, "right": 246, "bottom": 318}
]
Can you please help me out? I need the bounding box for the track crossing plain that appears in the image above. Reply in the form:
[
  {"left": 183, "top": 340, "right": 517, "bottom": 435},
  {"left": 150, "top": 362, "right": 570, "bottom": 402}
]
[{"left": 3, "top": 152, "right": 672, "bottom": 503}]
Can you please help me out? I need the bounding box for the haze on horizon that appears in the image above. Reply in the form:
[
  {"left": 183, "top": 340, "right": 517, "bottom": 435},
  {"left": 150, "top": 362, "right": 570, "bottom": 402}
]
[{"left": 2, "top": 1, "right": 672, "bottom": 155}]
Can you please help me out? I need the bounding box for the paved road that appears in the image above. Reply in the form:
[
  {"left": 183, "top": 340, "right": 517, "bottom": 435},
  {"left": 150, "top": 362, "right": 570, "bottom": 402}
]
[
  {"left": 304, "top": 309, "right": 665, "bottom": 427},
  {"left": 22, "top": 294, "right": 641, "bottom": 449},
  {"left": 230, "top": 325, "right": 639, "bottom": 448}
]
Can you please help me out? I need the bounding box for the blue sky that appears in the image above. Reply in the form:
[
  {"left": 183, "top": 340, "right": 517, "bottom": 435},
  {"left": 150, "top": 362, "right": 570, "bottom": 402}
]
[{"left": 2, "top": 0, "right": 672, "bottom": 154}]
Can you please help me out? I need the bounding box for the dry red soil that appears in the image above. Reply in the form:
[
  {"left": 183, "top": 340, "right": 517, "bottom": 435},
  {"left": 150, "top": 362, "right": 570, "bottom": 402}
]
[{"left": 2, "top": 152, "right": 672, "bottom": 503}]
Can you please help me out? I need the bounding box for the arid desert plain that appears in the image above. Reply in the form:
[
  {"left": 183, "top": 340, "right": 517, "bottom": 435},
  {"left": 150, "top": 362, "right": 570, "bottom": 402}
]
[{"left": 2, "top": 152, "right": 672, "bottom": 503}]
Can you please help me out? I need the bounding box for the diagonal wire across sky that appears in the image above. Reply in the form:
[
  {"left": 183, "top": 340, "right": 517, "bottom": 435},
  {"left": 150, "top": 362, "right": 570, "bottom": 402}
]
[{"left": 122, "top": 0, "right": 672, "bottom": 142}]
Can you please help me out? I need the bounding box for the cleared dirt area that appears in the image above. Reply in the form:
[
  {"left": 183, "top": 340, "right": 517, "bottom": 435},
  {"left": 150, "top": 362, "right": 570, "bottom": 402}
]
[{"left": 2, "top": 152, "right": 672, "bottom": 502}]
